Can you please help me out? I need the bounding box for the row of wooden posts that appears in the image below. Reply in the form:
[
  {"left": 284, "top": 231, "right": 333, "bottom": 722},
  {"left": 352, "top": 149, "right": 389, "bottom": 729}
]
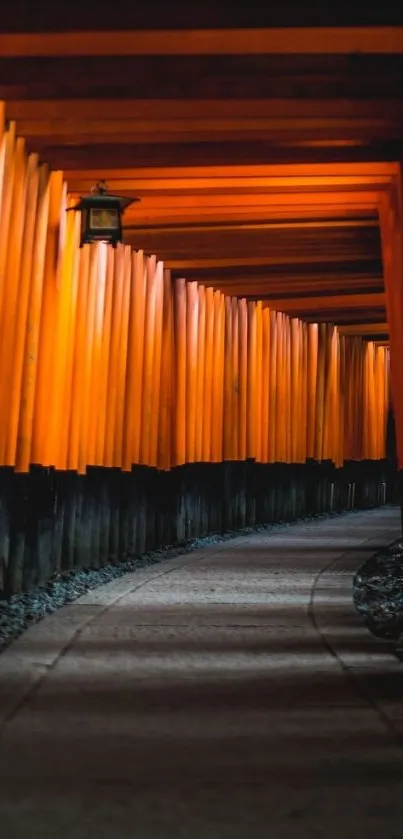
[{"left": 0, "top": 116, "right": 390, "bottom": 474}]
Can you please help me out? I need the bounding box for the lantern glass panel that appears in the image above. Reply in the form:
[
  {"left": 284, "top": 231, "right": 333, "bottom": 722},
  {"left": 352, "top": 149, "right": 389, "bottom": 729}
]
[{"left": 89, "top": 207, "right": 120, "bottom": 230}]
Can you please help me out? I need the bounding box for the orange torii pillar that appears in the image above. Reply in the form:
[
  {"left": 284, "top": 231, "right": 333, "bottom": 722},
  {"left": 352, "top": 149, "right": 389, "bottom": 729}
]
[{"left": 379, "top": 173, "right": 403, "bottom": 532}]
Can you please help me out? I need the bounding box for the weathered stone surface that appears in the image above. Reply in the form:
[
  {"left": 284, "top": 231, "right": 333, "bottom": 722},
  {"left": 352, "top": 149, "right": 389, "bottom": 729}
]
[{"left": 1, "top": 508, "right": 403, "bottom": 839}]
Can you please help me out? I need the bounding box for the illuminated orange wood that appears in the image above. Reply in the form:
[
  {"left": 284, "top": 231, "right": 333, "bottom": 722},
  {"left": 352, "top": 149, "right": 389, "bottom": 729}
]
[
  {"left": 55, "top": 208, "right": 81, "bottom": 470},
  {"left": 0, "top": 114, "right": 392, "bottom": 475},
  {"left": 139, "top": 254, "right": 158, "bottom": 466},
  {"left": 261, "top": 306, "right": 270, "bottom": 463},
  {"left": 102, "top": 246, "right": 124, "bottom": 467},
  {"left": 6, "top": 154, "right": 40, "bottom": 466},
  {"left": 301, "top": 324, "right": 308, "bottom": 463},
  {"left": 202, "top": 286, "right": 214, "bottom": 463},
  {"left": 306, "top": 324, "right": 318, "bottom": 459},
  {"left": 157, "top": 268, "right": 173, "bottom": 471},
  {"left": 276, "top": 313, "right": 287, "bottom": 462},
  {"left": 77, "top": 244, "right": 98, "bottom": 474},
  {"left": 96, "top": 248, "right": 115, "bottom": 466},
  {"left": 15, "top": 168, "right": 50, "bottom": 472},
  {"left": 231, "top": 297, "right": 240, "bottom": 461},
  {"left": 172, "top": 277, "right": 187, "bottom": 466},
  {"left": 31, "top": 172, "right": 65, "bottom": 464},
  {"left": 223, "top": 296, "right": 233, "bottom": 461},
  {"left": 185, "top": 280, "right": 199, "bottom": 463},
  {"left": 238, "top": 298, "right": 248, "bottom": 462},
  {"left": 246, "top": 301, "right": 257, "bottom": 460},
  {"left": 211, "top": 292, "right": 224, "bottom": 462},
  {"left": 4, "top": 27, "right": 403, "bottom": 58},
  {"left": 217, "top": 295, "right": 226, "bottom": 462},
  {"left": 148, "top": 260, "right": 164, "bottom": 468},
  {"left": 290, "top": 318, "right": 302, "bottom": 463},
  {"left": 268, "top": 310, "right": 277, "bottom": 463},
  {"left": 114, "top": 247, "right": 132, "bottom": 468},
  {"left": 0, "top": 122, "right": 16, "bottom": 338},
  {"left": 255, "top": 301, "right": 263, "bottom": 462},
  {"left": 125, "top": 250, "right": 147, "bottom": 467},
  {"left": 67, "top": 244, "right": 90, "bottom": 470},
  {"left": 0, "top": 136, "right": 26, "bottom": 463},
  {"left": 338, "top": 335, "right": 346, "bottom": 467}
]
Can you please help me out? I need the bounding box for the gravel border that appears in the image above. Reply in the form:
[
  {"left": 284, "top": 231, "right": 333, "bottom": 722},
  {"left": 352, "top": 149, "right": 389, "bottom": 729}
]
[{"left": 0, "top": 508, "right": 377, "bottom": 653}]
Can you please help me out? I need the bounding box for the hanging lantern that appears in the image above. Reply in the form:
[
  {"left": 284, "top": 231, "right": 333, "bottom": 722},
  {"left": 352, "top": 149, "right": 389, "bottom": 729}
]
[{"left": 68, "top": 181, "right": 139, "bottom": 247}]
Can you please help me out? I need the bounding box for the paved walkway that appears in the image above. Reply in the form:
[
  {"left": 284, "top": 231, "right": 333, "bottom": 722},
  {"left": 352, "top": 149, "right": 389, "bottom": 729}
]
[{"left": 1, "top": 508, "right": 403, "bottom": 838}]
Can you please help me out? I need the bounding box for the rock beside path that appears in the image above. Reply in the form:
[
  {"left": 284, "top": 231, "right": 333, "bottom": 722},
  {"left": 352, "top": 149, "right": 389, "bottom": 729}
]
[{"left": 354, "top": 539, "right": 403, "bottom": 638}]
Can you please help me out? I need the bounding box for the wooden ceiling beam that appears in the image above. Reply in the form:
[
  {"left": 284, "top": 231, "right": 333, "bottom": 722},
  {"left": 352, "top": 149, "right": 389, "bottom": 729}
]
[
  {"left": 2, "top": 27, "right": 403, "bottom": 57},
  {"left": 64, "top": 175, "right": 391, "bottom": 195},
  {"left": 6, "top": 99, "right": 403, "bottom": 122},
  {"left": 20, "top": 127, "right": 400, "bottom": 146},
  {"left": 123, "top": 209, "right": 379, "bottom": 226},
  {"left": 195, "top": 277, "right": 383, "bottom": 290},
  {"left": 11, "top": 118, "right": 403, "bottom": 141},
  {"left": 63, "top": 161, "right": 398, "bottom": 180},
  {"left": 181, "top": 260, "right": 383, "bottom": 279},
  {"left": 164, "top": 255, "right": 381, "bottom": 269},
  {"left": 238, "top": 293, "right": 385, "bottom": 311},
  {"left": 190, "top": 275, "right": 382, "bottom": 287},
  {"left": 339, "top": 322, "right": 389, "bottom": 334},
  {"left": 40, "top": 142, "right": 399, "bottom": 171},
  {"left": 126, "top": 220, "right": 379, "bottom": 234},
  {"left": 120, "top": 191, "right": 381, "bottom": 210}
]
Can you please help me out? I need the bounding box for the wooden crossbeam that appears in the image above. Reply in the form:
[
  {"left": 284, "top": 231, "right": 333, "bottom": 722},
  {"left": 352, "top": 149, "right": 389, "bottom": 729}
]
[
  {"left": 241, "top": 292, "right": 386, "bottom": 312},
  {"left": 2, "top": 27, "right": 403, "bottom": 56},
  {"left": 6, "top": 99, "right": 403, "bottom": 121},
  {"left": 339, "top": 322, "right": 389, "bottom": 334},
  {"left": 164, "top": 255, "right": 382, "bottom": 269},
  {"left": 63, "top": 162, "right": 398, "bottom": 179}
]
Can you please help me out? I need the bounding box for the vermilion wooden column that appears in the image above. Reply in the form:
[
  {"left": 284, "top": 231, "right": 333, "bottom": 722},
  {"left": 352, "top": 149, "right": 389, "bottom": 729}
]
[
  {"left": 202, "top": 286, "right": 214, "bottom": 463},
  {"left": 275, "top": 312, "right": 285, "bottom": 463},
  {"left": 139, "top": 255, "right": 157, "bottom": 466},
  {"left": 194, "top": 283, "right": 206, "bottom": 463},
  {"left": 301, "top": 323, "right": 308, "bottom": 463},
  {"left": 255, "top": 301, "right": 263, "bottom": 463},
  {"left": 0, "top": 137, "right": 26, "bottom": 464},
  {"left": 67, "top": 244, "right": 90, "bottom": 470},
  {"left": 172, "top": 278, "right": 187, "bottom": 466},
  {"left": 290, "top": 318, "right": 300, "bottom": 463},
  {"left": 307, "top": 324, "right": 318, "bottom": 460},
  {"left": 7, "top": 154, "right": 40, "bottom": 466},
  {"left": 148, "top": 261, "right": 164, "bottom": 468},
  {"left": 96, "top": 247, "right": 115, "bottom": 466},
  {"left": 31, "top": 172, "right": 65, "bottom": 466},
  {"left": 185, "top": 280, "right": 199, "bottom": 464},
  {"left": 231, "top": 297, "right": 240, "bottom": 461},
  {"left": 314, "top": 323, "right": 326, "bottom": 462},
  {"left": 238, "top": 297, "right": 248, "bottom": 462},
  {"left": 261, "top": 306, "right": 270, "bottom": 463},
  {"left": 380, "top": 181, "right": 403, "bottom": 527},
  {"left": 15, "top": 168, "right": 50, "bottom": 472},
  {"left": 223, "top": 295, "right": 233, "bottom": 461},
  {"left": 246, "top": 301, "right": 257, "bottom": 460},
  {"left": 156, "top": 269, "right": 173, "bottom": 471},
  {"left": 114, "top": 247, "right": 132, "bottom": 468},
  {"left": 56, "top": 209, "right": 81, "bottom": 470}
]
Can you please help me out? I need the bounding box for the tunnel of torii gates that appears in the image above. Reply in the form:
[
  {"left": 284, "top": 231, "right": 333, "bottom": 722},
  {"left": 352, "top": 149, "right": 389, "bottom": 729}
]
[{"left": 0, "top": 77, "right": 401, "bottom": 593}]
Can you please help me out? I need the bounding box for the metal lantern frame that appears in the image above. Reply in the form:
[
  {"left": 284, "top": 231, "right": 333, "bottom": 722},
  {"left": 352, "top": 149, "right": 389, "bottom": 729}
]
[{"left": 68, "top": 182, "right": 139, "bottom": 247}]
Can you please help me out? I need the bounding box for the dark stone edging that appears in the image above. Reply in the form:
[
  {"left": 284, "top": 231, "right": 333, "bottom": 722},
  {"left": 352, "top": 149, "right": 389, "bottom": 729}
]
[{"left": 1, "top": 507, "right": 369, "bottom": 654}]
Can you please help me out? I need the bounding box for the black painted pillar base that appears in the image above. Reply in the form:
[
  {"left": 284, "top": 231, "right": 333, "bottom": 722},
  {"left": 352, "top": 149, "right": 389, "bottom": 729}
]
[{"left": 0, "top": 458, "right": 398, "bottom": 597}]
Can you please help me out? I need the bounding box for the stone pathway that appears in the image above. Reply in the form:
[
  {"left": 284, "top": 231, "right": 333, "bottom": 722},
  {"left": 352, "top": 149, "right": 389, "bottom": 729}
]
[{"left": 0, "top": 507, "right": 402, "bottom": 838}]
